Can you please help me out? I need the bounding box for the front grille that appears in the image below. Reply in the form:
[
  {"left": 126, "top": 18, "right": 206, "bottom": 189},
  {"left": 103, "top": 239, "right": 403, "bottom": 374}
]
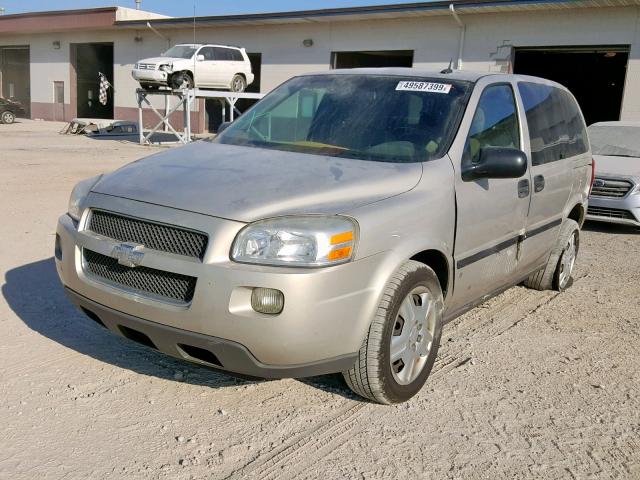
[
  {"left": 587, "top": 206, "right": 636, "bottom": 221},
  {"left": 87, "top": 210, "right": 208, "bottom": 260},
  {"left": 83, "top": 249, "right": 197, "bottom": 303},
  {"left": 591, "top": 178, "right": 634, "bottom": 198},
  {"left": 137, "top": 63, "right": 156, "bottom": 70}
]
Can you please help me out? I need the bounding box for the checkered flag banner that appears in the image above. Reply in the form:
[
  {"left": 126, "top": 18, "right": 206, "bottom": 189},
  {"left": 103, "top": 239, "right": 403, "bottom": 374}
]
[{"left": 98, "top": 73, "right": 110, "bottom": 105}]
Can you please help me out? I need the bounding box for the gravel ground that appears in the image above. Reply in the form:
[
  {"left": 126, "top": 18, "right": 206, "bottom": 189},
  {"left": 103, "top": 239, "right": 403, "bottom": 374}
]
[{"left": 1, "top": 120, "right": 639, "bottom": 480}]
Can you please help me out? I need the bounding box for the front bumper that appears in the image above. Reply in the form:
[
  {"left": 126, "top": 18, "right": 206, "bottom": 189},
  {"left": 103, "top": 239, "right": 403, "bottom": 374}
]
[
  {"left": 586, "top": 192, "right": 640, "bottom": 227},
  {"left": 131, "top": 69, "right": 168, "bottom": 84},
  {"left": 55, "top": 194, "right": 393, "bottom": 376},
  {"left": 65, "top": 288, "right": 356, "bottom": 378}
]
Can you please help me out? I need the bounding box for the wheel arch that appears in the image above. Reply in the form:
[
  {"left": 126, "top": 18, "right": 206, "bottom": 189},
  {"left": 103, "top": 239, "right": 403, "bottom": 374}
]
[
  {"left": 567, "top": 202, "right": 585, "bottom": 227},
  {"left": 409, "top": 249, "right": 450, "bottom": 298}
]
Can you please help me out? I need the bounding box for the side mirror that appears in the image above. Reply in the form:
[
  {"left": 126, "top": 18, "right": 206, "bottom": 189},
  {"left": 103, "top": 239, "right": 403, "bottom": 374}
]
[
  {"left": 462, "top": 146, "right": 527, "bottom": 181},
  {"left": 196, "top": 54, "right": 205, "bottom": 62},
  {"left": 217, "top": 121, "right": 231, "bottom": 134}
]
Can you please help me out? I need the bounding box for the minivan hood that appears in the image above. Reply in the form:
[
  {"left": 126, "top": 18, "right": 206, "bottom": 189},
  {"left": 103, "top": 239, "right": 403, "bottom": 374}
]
[
  {"left": 594, "top": 154, "right": 640, "bottom": 178},
  {"left": 92, "top": 142, "right": 422, "bottom": 222}
]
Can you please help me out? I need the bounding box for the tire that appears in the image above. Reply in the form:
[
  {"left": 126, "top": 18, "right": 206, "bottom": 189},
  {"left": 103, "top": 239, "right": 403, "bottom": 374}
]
[
  {"left": 230, "top": 74, "right": 246, "bottom": 93},
  {"left": 343, "top": 261, "right": 444, "bottom": 404},
  {"left": 170, "top": 72, "right": 194, "bottom": 90},
  {"left": 1, "top": 110, "right": 16, "bottom": 124},
  {"left": 524, "top": 219, "right": 580, "bottom": 291}
]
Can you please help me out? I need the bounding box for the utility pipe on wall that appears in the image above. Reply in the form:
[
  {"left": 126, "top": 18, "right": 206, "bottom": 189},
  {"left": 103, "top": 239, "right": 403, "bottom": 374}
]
[
  {"left": 449, "top": 4, "right": 465, "bottom": 70},
  {"left": 146, "top": 21, "right": 171, "bottom": 49}
]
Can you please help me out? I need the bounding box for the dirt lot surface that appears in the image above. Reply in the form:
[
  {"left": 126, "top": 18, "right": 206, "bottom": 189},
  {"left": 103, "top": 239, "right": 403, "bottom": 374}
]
[{"left": 1, "top": 120, "right": 639, "bottom": 480}]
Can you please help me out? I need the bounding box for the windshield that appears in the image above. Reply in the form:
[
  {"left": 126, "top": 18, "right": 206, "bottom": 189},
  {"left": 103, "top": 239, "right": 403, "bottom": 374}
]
[
  {"left": 163, "top": 45, "right": 197, "bottom": 59},
  {"left": 214, "top": 75, "right": 472, "bottom": 163},
  {"left": 588, "top": 125, "right": 640, "bottom": 158}
]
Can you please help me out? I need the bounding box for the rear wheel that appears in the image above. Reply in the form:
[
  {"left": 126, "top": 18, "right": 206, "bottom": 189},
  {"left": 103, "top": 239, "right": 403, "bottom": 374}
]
[
  {"left": 343, "top": 261, "right": 443, "bottom": 404},
  {"left": 230, "top": 74, "right": 247, "bottom": 93},
  {"left": 524, "top": 219, "right": 579, "bottom": 291},
  {"left": 1, "top": 110, "right": 16, "bottom": 124}
]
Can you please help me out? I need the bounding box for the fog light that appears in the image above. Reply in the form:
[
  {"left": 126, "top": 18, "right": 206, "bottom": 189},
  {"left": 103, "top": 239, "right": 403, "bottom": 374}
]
[{"left": 251, "top": 288, "right": 284, "bottom": 315}]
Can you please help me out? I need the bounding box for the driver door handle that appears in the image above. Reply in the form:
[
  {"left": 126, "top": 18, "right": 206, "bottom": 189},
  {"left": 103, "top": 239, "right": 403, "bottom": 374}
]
[
  {"left": 517, "top": 179, "right": 530, "bottom": 198},
  {"left": 534, "top": 175, "right": 545, "bottom": 193}
]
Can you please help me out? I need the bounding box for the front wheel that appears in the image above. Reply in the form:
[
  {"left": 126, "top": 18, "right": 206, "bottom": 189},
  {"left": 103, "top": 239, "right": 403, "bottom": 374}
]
[
  {"left": 1, "top": 110, "right": 16, "bottom": 124},
  {"left": 343, "top": 261, "right": 444, "bottom": 404},
  {"left": 169, "top": 72, "right": 194, "bottom": 90}
]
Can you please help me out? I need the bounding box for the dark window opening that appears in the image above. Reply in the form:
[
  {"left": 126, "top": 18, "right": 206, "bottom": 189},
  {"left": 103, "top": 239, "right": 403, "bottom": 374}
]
[
  {"left": 331, "top": 50, "right": 414, "bottom": 69},
  {"left": 72, "top": 42, "right": 114, "bottom": 119},
  {"left": 0, "top": 46, "right": 30, "bottom": 117},
  {"left": 513, "top": 46, "right": 629, "bottom": 126}
]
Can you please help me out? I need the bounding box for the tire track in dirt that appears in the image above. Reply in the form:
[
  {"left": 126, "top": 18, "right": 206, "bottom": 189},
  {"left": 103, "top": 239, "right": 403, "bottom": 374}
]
[
  {"left": 225, "top": 275, "right": 591, "bottom": 480},
  {"left": 223, "top": 402, "right": 367, "bottom": 480}
]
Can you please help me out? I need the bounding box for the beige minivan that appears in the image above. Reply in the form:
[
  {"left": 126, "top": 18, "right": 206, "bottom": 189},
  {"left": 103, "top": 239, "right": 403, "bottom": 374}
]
[{"left": 56, "top": 69, "right": 593, "bottom": 404}]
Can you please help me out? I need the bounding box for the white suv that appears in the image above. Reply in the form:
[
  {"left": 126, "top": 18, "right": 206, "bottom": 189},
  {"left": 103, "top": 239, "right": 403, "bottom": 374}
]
[{"left": 132, "top": 44, "right": 255, "bottom": 92}]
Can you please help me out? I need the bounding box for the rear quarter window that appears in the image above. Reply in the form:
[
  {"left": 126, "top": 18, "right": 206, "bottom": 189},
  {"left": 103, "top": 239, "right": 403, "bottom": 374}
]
[{"left": 518, "top": 82, "right": 589, "bottom": 165}]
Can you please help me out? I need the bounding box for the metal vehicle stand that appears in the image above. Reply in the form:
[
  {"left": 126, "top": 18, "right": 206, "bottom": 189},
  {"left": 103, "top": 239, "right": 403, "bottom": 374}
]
[{"left": 136, "top": 88, "right": 264, "bottom": 146}]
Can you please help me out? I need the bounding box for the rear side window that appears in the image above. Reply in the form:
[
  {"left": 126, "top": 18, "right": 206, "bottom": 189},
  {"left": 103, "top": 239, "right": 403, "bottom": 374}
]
[
  {"left": 230, "top": 49, "right": 244, "bottom": 61},
  {"left": 214, "top": 48, "right": 233, "bottom": 61},
  {"left": 466, "top": 84, "right": 520, "bottom": 163},
  {"left": 518, "top": 82, "right": 588, "bottom": 165}
]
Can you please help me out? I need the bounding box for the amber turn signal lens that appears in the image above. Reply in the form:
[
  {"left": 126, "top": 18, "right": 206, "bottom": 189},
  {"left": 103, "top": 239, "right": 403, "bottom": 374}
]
[
  {"left": 330, "top": 231, "right": 354, "bottom": 245},
  {"left": 328, "top": 246, "right": 352, "bottom": 261}
]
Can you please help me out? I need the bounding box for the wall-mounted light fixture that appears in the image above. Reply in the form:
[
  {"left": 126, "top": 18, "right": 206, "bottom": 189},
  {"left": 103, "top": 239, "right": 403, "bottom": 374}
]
[
  {"left": 53, "top": 41, "right": 61, "bottom": 50},
  {"left": 302, "top": 38, "right": 314, "bottom": 47}
]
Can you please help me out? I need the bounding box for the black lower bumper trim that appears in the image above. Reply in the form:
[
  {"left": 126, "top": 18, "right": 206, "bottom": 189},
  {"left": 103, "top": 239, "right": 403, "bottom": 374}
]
[{"left": 65, "top": 288, "right": 357, "bottom": 379}]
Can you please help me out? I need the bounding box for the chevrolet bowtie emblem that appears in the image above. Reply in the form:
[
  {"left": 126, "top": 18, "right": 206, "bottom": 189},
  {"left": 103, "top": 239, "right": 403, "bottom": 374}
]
[{"left": 111, "top": 243, "right": 145, "bottom": 268}]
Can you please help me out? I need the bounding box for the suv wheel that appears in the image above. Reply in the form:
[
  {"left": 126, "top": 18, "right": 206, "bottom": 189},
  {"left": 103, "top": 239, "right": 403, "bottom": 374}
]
[
  {"left": 1, "top": 111, "right": 16, "bottom": 124},
  {"left": 230, "top": 74, "right": 246, "bottom": 93},
  {"left": 343, "top": 261, "right": 443, "bottom": 404},
  {"left": 524, "top": 218, "right": 580, "bottom": 291},
  {"left": 170, "top": 72, "right": 194, "bottom": 90}
]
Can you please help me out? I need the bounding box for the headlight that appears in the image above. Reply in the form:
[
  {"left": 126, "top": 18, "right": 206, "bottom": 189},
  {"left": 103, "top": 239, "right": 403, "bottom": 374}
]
[
  {"left": 68, "top": 175, "right": 102, "bottom": 221},
  {"left": 231, "top": 216, "right": 358, "bottom": 267},
  {"left": 159, "top": 64, "right": 172, "bottom": 72}
]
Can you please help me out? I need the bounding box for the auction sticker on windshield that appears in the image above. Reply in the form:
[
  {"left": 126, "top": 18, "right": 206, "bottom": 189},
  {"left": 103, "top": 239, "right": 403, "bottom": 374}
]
[{"left": 396, "top": 81, "right": 452, "bottom": 93}]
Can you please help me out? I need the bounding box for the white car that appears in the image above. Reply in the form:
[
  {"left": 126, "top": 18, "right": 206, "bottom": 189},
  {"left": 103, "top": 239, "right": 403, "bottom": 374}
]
[{"left": 132, "top": 44, "right": 254, "bottom": 92}]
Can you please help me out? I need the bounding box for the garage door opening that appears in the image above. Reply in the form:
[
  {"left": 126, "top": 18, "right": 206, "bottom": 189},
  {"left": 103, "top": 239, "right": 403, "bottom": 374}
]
[
  {"left": 71, "top": 43, "right": 114, "bottom": 119},
  {"left": 331, "top": 50, "right": 413, "bottom": 69},
  {"left": 513, "top": 46, "right": 629, "bottom": 125},
  {"left": 0, "top": 46, "right": 30, "bottom": 117}
]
